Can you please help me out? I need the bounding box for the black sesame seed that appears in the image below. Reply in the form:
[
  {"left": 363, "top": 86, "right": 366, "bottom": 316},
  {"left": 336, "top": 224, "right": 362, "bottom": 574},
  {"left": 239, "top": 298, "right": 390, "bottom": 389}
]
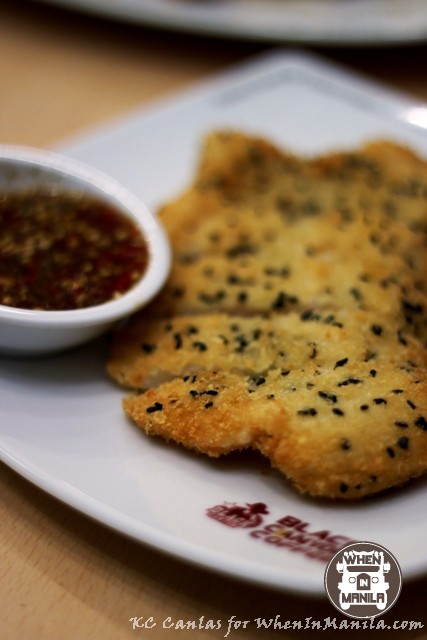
[
  {"left": 402, "top": 299, "right": 424, "bottom": 315},
  {"left": 171, "top": 286, "right": 185, "bottom": 298},
  {"left": 204, "top": 401, "right": 214, "bottom": 409},
  {"left": 407, "top": 400, "right": 417, "bottom": 410},
  {"left": 397, "top": 437, "right": 409, "bottom": 450},
  {"left": 174, "top": 333, "right": 183, "bottom": 350},
  {"left": 373, "top": 398, "right": 387, "bottom": 405},
  {"left": 141, "top": 343, "right": 157, "bottom": 354},
  {"left": 187, "top": 325, "right": 199, "bottom": 335},
  {"left": 386, "top": 447, "right": 396, "bottom": 458},
  {"left": 227, "top": 274, "right": 239, "bottom": 285},
  {"left": 415, "top": 416, "right": 427, "bottom": 430},
  {"left": 234, "top": 335, "right": 249, "bottom": 353},
  {"left": 309, "top": 345, "right": 318, "bottom": 359},
  {"left": 300, "top": 309, "right": 312, "bottom": 321},
  {"left": 333, "top": 408, "right": 345, "bottom": 416},
  {"left": 318, "top": 390, "right": 338, "bottom": 403},
  {"left": 300, "top": 309, "right": 321, "bottom": 322},
  {"left": 199, "top": 290, "right": 226, "bottom": 304},
  {"left": 334, "top": 357, "right": 348, "bottom": 369},
  {"left": 179, "top": 253, "right": 198, "bottom": 265},
  {"left": 360, "top": 404, "right": 369, "bottom": 411},
  {"left": 369, "top": 369, "right": 377, "bottom": 377},
  {"left": 272, "top": 291, "right": 287, "bottom": 310},
  {"left": 349, "top": 287, "right": 362, "bottom": 301},
  {"left": 337, "top": 378, "right": 362, "bottom": 387},
  {"left": 371, "top": 324, "right": 383, "bottom": 336},
  {"left": 341, "top": 438, "right": 351, "bottom": 450},
  {"left": 297, "top": 408, "right": 317, "bottom": 416},
  {"left": 397, "top": 330, "right": 408, "bottom": 346},
  {"left": 146, "top": 402, "right": 163, "bottom": 414},
  {"left": 340, "top": 483, "right": 349, "bottom": 493},
  {"left": 209, "top": 232, "right": 220, "bottom": 243},
  {"left": 192, "top": 341, "right": 208, "bottom": 352},
  {"left": 226, "top": 243, "right": 257, "bottom": 259},
  {"left": 394, "top": 421, "right": 408, "bottom": 428}
]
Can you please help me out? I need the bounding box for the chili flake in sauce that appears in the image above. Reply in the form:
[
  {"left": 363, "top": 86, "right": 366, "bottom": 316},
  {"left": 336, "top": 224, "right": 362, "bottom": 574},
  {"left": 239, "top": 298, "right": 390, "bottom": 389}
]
[{"left": 0, "top": 191, "right": 149, "bottom": 310}]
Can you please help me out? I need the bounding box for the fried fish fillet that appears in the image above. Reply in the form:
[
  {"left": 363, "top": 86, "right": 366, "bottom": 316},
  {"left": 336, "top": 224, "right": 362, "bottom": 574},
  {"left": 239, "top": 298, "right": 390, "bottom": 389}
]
[{"left": 108, "top": 131, "right": 427, "bottom": 499}]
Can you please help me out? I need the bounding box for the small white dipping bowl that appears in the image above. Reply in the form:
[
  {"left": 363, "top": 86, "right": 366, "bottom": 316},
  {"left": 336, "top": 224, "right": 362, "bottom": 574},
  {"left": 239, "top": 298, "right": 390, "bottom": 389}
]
[{"left": 0, "top": 145, "right": 171, "bottom": 356}]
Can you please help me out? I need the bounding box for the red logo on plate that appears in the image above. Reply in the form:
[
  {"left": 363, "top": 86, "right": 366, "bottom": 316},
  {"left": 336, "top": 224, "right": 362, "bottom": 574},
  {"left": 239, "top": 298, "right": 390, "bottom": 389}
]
[
  {"left": 207, "top": 502, "right": 269, "bottom": 528},
  {"left": 207, "top": 502, "right": 357, "bottom": 563}
]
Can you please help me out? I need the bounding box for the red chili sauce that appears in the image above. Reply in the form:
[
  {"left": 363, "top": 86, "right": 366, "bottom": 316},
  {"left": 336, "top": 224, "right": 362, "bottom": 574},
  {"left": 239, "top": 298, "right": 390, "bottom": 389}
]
[{"left": 0, "top": 191, "right": 149, "bottom": 311}]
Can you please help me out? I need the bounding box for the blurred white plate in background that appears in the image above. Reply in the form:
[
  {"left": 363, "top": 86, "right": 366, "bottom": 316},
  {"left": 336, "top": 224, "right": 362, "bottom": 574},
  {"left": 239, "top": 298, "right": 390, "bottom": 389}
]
[{"left": 29, "top": 0, "right": 427, "bottom": 45}]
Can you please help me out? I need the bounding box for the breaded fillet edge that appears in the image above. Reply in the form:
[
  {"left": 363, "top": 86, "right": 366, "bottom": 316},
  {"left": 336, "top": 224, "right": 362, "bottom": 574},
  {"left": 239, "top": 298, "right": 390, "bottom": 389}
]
[{"left": 123, "top": 364, "right": 427, "bottom": 499}]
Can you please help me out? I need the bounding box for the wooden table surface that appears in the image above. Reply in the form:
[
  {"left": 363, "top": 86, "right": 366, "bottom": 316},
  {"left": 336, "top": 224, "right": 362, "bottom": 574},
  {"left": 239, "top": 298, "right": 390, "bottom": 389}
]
[{"left": 2, "top": 2, "right": 427, "bottom": 638}]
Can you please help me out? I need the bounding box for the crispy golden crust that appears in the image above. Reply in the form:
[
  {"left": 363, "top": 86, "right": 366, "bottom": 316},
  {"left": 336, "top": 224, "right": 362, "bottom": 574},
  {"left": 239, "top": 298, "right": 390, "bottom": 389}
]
[
  {"left": 108, "top": 130, "right": 427, "bottom": 499},
  {"left": 123, "top": 364, "right": 427, "bottom": 499},
  {"left": 146, "top": 132, "right": 427, "bottom": 328},
  {"left": 145, "top": 207, "right": 427, "bottom": 324},
  {"left": 108, "top": 309, "right": 426, "bottom": 391}
]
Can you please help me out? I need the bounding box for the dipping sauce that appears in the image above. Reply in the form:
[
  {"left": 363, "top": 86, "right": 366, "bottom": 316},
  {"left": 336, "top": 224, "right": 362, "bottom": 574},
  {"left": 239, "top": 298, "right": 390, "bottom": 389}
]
[{"left": 0, "top": 191, "right": 149, "bottom": 310}]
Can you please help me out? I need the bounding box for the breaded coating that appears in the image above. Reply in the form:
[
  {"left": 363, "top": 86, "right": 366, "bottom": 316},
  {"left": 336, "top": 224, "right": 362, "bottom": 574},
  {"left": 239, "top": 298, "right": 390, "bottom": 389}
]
[
  {"left": 108, "top": 309, "right": 426, "bottom": 391},
  {"left": 146, "top": 207, "right": 427, "bottom": 324},
  {"left": 108, "top": 130, "right": 427, "bottom": 499},
  {"left": 124, "top": 364, "right": 427, "bottom": 499}
]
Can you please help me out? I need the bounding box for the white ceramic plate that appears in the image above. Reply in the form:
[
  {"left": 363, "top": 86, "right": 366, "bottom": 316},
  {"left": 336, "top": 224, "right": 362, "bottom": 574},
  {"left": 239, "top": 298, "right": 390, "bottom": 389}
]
[
  {"left": 3, "top": 50, "right": 427, "bottom": 595},
  {"left": 30, "top": 0, "right": 427, "bottom": 45}
]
